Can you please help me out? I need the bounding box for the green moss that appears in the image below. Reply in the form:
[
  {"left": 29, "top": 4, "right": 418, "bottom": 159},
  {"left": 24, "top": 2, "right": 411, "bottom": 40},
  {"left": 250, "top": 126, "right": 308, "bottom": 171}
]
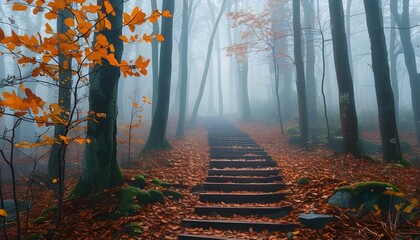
[
  {"left": 142, "top": 173, "right": 150, "bottom": 178},
  {"left": 297, "top": 177, "right": 310, "bottom": 185},
  {"left": 30, "top": 216, "right": 46, "bottom": 225},
  {"left": 148, "top": 189, "right": 164, "bottom": 203},
  {"left": 137, "top": 191, "right": 153, "bottom": 205},
  {"left": 162, "top": 190, "right": 183, "bottom": 200},
  {"left": 41, "top": 206, "right": 57, "bottom": 216},
  {"left": 28, "top": 233, "right": 45, "bottom": 240},
  {"left": 350, "top": 182, "right": 399, "bottom": 196},
  {"left": 117, "top": 186, "right": 142, "bottom": 213},
  {"left": 126, "top": 222, "right": 143, "bottom": 236},
  {"left": 400, "top": 158, "right": 412, "bottom": 168},
  {"left": 69, "top": 177, "right": 92, "bottom": 198},
  {"left": 151, "top": 178, "right": 171, "bottom": 188},
  {"left": 130, "top": 175, "right": 147, "bottom": 189}
]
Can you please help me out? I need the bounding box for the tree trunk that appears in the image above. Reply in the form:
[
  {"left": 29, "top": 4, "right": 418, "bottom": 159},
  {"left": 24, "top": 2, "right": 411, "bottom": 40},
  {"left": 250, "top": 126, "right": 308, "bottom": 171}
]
[
  {"left": 389, "top": 12, "right": 399, "bottom": 123},
  {"left": 240, "top": 59, "right": 252, "bottom": 121},
  {"left": 190, "top": 0, "right": 228, "bottom": 125},
  {"left": 175, "top": 0, "right": 190, "bottom": 138},
  {"left": 364, "top": 0, "right": 402, "bottom": 162},
  {"left": 345, "top": 0, "right": 354, "bottom": 78},
  {"left": 293, "top": 0, "right": 311, "bottom": 147},
  {"left": 328, "top": 0, "right": 361, "bottom": 156},
  {"left": 142, "top": 0, "right": 175, "bottom": 151},
  {"left": 72, "top": 0, "right": 125, "bottom": 196},
  {"left": 151, "top": 0, "right": 160, "bottom": 119},
  {"left": 390, "top": 0, "right": 420, "bottom": 144},
  {"left": 302, "top": 0, "right": 317, "bottom": 140},
  {"left": 48, "top": 8, "right": 73, "bottom": 179}
]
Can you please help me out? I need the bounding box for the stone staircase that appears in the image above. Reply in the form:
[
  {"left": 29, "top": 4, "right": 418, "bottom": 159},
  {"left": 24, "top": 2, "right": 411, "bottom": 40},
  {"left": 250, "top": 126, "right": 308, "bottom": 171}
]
[{"left": 178, "top": 118, "right": 296, "bottom": 239}]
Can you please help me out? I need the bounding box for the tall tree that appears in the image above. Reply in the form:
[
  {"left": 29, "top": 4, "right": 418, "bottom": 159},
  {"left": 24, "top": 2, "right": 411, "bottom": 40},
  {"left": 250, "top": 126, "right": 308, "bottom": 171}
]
[
  {"left": 293, "top": 0, "right": 311, "bottom": 147},
  {"left": 364, "top": 0, "right": 402, "bottom": 162},
  {"left": 72, "top": 0, "right": 125, "bottom": 196},
  {"left": 48, "top": 8, "right": 73, "bottom": 179},
  {"left": 345, "top": 0, "right": 354, "bottom": 77},
  {"left": 190, "top": 0, "right": 228, "bottom": 125},
  {"left": 302, "top": 0, "right": 317, "bottom": 139},
  {"left": 390, "top": 0, "right": 420, "bottom": 144},
  {"left": 151, "top": 0, "right": 160, "bottom": 118},
  {"left": 175, "top": 0, "right": 191, "bottom": 138},
  {"left": 142, "top": 0, "right": 175, "bottom": 150},
  {"left": 389, "top": 9, "right": 399, "bottom": 123},
  {"left": 328, "top": 0, "right": 361, "bottom": 156}
]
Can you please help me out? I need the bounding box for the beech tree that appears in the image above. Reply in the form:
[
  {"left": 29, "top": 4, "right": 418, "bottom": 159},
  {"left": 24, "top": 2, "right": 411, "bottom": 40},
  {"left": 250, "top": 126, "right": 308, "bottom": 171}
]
[
  {"left": 328, "top": 0, "right": 361, "bottom": 156},
  {"left": 142, "top": 0, "right": 175, "bottom": 151},
  {"left": 293, "top": 0, "right": 311, "bottom": 147},
  {"left": 364, "top": 0, "right": 402, "bottom": 162},
  {"left": 390, "top": 0, "right": 420, "bottom": 144}
]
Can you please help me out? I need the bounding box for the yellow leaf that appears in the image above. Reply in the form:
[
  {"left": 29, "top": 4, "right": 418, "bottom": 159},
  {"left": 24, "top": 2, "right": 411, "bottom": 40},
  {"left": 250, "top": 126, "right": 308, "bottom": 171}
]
[
  {"left": 45, "top": 23, "right": 53, "bottom": 34},
  {"left": 96, "top": 113, "right": 107, "bottom": 118},
  {"left": 161, "top": 10, "right": 172, "bottom": 17},
  {"left": 156, "top": 34, "right": 164, "bottom": 42},
  {"left": 0, "top": 209, "right": 7, "bottom": 217},
  {"left": 59, "top": 135, "right": 71, "bottom": 144},
  {"left": 119, "top": 35, "right": 129, "bottom": 42},
  {"left": 45, "top": 11, "right": 58, "bottom": 20},
  {"left": 403, "top": 198, "right": 419, "bottom": 213},
  {"left": 132, "top": 102, "right": 139, "bottom": 108},
  {"left": 64, "top": 18, "right": 74, "bottom": 27},
  {"left": 52, "top": 178, "right": 58, "bottom": 184},
  {"left": 103, "top": 0, "right": 115, "bottom": 16},
  {"left": 12, "top": 3, "right": 28, "bottom": 11}
]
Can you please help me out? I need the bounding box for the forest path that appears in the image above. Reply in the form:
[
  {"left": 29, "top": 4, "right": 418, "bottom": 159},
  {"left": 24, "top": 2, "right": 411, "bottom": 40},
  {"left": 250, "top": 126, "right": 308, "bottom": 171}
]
[{"left": 178, "top": 117, "right": 297, "bottom": 239}]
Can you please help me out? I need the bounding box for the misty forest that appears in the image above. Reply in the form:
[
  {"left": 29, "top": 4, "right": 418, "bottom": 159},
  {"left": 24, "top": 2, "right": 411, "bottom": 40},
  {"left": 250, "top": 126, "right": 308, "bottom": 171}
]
[{"left": 0, "top": 0, "right": 419, "bottom": 239}]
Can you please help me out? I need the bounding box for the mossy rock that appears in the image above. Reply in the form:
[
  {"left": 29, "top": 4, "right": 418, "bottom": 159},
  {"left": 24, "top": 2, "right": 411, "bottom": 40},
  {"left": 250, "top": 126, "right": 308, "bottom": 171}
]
[
  {"left": 151, "top": 178, "right": 172, "bottom": 188},
  {"left": 330, "top": 182, "right": 410, "bottom": 215},
  {"left": 117, "top": 186, "right": 142, "bottom": 213},
  {"left": 130, "top": 175, "right": 147, "bottom": 189},
  {"left": 137, "top": 191, "right": 153, "bottom": 205},
  {"left": 30, "top": 216, "right": 46, "bottom": 225},
  {"left": 163, "top": 190, "right": 183, "bottom": 200},
  {"left": 297, "top": 177, "right": 310, "bottom": 185},
  {"left": 148, "top": 189, "right": 164, "bottom": 203}
]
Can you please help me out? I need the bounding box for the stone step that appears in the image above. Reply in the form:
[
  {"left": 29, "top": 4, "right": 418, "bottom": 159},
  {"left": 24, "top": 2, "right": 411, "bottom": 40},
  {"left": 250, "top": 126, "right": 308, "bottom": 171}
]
[
  {"left": 202, "top": 182, "right": 285, "bottom": 192},
  {"left": 199, "top": 192, "right": 286, "bottom": 203},
  {"left": 209, "top": 143, "right": 260, "bottom": 147},
  {"left": 205, "top": 175, "right": 282, "bottom": 183},
  {"left": 182, "top": 219, "right": 296, "bottom": 232},
  {"left": 209, "top": 160, "right": 276, "bottom": 168},
  {"left": 211, "top": 156, "right": 273, "bottom": 161},
  {"left": 210, "top": 152, "right": 268, "bottom": 158},
  {"left": 208, "top": 168, "right": 280, "bottom": 176},
  {"left": 210, "top": 149, "right": 267, "bottom": 155},
  {"left": 194, "top": 205, "right": 292, "bottom": 218},
  {"left": 178, "top": 234, "right": 241, "bottom": 240}
]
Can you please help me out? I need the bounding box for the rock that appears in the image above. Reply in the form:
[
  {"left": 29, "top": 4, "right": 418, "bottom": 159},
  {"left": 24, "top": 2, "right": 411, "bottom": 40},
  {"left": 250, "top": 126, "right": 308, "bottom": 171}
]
[
  {"left": 328, "top": 191, "right": 352, "bottom": 208},
  {"left": 299, "top": 213, "right": 334, "bottom": 229}
]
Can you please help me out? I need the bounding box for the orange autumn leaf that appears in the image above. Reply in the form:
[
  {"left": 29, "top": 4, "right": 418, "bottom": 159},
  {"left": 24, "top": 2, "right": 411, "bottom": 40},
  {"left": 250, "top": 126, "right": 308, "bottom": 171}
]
[
  {"left": 103, "top": 0, "right": 115, "bottom": 16},
  {"left": 12, "top": 3, "right": 28, "bottom": 11},
  {"left": 156, "top": 34, "right": 164, "bottom": 42},
  {"left": 161, "top": 10, "right": 172, "bottom": 17}
]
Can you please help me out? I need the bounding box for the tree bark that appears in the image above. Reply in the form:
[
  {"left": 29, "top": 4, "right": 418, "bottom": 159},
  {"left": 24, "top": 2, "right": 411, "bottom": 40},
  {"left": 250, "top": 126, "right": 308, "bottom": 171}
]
[
  {"left": 302, "top": 0, "right": 317, "bottom": 140},
  {"left": 390, "top": 0, "right": 420, "bottom": 144},
  {"left": 142, "top": 0, "right": 175, "bottom": 151},
  {"left": 72, "top": 0, "right": 125, "bottom": 196},
  {"left": 175, "top": 0, "right": 190, "bottom": 138},
  {"left": 389, "top": 12, "right": 399, "bottom": 123},
  {"left": 293, "top": 0, "right": 311, "bottom": 147},
  {"left": 364, "top": 0, "right": 402, "bottom": 162},
  {"left": 190, "top": 0, "right": 227, "bottom": 125},
  {"left": 48, "top": 8, "right": 73, "bottom": 179},
  {"left": 328, "top": 0, "right": 361, "bottom": 156},
  {"left": 151, "top": 0, "right": 160, "bottom": 119}
]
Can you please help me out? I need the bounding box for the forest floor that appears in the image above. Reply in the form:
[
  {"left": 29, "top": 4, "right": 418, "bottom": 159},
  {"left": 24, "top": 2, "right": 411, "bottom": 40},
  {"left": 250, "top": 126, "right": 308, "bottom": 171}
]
[{"left": 2, "top": 120, "right": 420, "bottom": 239}]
